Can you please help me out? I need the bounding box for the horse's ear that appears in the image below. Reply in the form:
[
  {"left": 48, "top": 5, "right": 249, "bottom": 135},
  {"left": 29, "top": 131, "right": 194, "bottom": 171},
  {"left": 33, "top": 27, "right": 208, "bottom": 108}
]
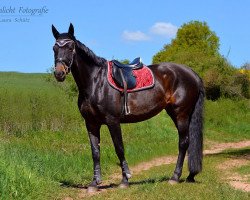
[
  {"left": 52, "top": 24, "right": 59, "bottom": 39},
  {"left": 68, "top": 23, "right": 74, "bottom": 37}
]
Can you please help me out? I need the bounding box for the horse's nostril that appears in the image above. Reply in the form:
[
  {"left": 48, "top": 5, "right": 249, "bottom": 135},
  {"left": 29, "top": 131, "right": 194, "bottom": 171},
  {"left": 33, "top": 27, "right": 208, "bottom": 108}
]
[{"left": 54, "top": 70, "right": 64, "bottom": 77}]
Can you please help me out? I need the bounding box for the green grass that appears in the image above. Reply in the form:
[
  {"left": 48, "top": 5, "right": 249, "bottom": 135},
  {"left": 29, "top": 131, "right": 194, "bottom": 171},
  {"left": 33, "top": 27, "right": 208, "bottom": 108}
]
[
  {"left": 204, "top": 99, "right": 250, "bottom": 142},
  {"left": 0, "top": 72, "right": 249, "bottom": 199},
  {"left": 0, "top": 72, "right": 82, "bottom": 134},
  {"left": 0, "top": 117, "right": 178, "bottom": 199},
  {"left": 227, "top": 148, "right": 250, "bottom": 182},
  {"left": 237, "top": 164, "right": 250, "bottom": 182},
  {"left": 88, "top": 154, "right": 250, "bottom": 200}
]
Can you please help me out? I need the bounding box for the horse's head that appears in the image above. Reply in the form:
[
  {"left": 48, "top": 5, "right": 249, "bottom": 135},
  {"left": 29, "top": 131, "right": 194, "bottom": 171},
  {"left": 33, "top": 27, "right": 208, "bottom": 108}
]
[{"left": 52, "top": 23, "right": 76, "bottom": 82}]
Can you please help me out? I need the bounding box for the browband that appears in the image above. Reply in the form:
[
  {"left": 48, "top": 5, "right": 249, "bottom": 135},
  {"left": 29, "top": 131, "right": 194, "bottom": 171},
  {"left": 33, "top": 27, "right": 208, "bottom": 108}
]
[{"left": 55, "top": 39, "right": 74, "bottom": 47}]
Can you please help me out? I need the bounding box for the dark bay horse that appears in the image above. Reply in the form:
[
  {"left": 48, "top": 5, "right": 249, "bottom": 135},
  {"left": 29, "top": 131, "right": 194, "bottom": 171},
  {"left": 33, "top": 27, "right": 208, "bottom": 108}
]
[{"left": 52, "top": 24, "right": 204, "bottom": 192}]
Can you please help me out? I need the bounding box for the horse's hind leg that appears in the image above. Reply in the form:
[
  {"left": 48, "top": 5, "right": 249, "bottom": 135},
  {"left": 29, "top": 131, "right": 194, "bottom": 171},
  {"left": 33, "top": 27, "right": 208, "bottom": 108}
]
[
  {"left": 107, "top": 122, "right": 131, "bottom": 188},
  {"left": 168, "top": 113, "right": 189, "bottom": 184}
]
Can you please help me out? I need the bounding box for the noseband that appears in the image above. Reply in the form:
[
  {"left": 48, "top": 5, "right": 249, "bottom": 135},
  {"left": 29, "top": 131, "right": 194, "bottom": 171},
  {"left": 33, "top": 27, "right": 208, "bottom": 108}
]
[{"left": 55, "top": 39, "right": 76, "bottom": 72}]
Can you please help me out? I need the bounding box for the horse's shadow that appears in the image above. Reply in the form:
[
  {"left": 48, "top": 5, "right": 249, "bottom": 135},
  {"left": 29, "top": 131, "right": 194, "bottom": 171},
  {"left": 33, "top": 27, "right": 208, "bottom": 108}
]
[{"left": 60, "top": 176, "right": 189, "bottom": 191}]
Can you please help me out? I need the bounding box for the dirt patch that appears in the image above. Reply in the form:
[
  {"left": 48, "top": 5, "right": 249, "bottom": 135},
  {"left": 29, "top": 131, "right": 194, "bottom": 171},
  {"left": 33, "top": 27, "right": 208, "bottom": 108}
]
[
  {"left": 65, "top": 140, "right": 250, "bottom": 199},
  {"left": 230, "top": 181, "right": 250, "bottom": 192},
  {"left": 110, "top": 156, "right": 177, "bottom": 181},
  {"left": 206, "top": 141, "right": 250, "bottom": 192},
  {"left": 217, "top": 155, "right": 250, "bottom": 192},
  {"left": 204, "top": 140, "right": 250, "bottom": 155}
]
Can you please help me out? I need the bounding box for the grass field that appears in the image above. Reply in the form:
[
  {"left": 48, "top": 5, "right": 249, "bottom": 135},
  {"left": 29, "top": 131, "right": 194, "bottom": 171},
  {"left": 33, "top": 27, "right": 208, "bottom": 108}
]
[
  {"left": 0, "top": 72, "right": 249, "bottom": 199},
  {"left": 87, "top": 153, "right": 250, "bottom": 200}
]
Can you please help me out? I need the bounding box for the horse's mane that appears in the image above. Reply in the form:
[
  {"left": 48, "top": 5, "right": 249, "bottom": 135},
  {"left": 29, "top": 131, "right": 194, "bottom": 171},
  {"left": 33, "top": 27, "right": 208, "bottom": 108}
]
[{"left": 76, "top": 40, "right": 107, "bottom": 67}]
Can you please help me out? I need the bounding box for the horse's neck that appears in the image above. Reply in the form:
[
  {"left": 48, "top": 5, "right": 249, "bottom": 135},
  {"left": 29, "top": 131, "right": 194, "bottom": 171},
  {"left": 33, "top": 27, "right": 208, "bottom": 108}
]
[
  {"left": 71, "top": 56, "right": 101, "bottom": 98},
  {"left": 71, "top": 64, "right": 84, "bottom": 94},
  {"left": 71, "top": 41, "right": 107, "bottom": 97}
]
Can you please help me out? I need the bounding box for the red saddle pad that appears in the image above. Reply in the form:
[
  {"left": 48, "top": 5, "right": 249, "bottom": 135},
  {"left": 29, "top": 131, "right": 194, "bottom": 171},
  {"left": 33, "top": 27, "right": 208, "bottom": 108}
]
[{"left": 107, "top": 61, "right": 155, "bottom": 92}]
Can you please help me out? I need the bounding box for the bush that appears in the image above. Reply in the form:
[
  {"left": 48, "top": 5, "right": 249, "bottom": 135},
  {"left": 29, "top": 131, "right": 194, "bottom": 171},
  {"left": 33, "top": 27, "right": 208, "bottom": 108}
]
[{"left": 234, "top": 72, "right": 250, "bottom": 98}]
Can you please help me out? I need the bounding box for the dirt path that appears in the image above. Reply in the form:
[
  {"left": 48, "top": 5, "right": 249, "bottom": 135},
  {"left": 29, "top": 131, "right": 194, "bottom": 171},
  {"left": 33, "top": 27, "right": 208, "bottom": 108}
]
[
  {"left": 203, "top": 140, "right": 250, "bottom": 155},
  {"left": 70, "top": 140, "right": 250, "bottom": 199},
  {"left": 217, "top": 155, "right": 250, "bottom": 192}
]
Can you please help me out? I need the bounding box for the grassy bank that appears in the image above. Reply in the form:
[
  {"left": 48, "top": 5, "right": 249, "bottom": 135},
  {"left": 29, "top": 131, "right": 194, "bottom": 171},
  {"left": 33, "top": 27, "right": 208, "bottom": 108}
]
[{"left": 0, "top": 72, "right": 249, "bottom": 199}]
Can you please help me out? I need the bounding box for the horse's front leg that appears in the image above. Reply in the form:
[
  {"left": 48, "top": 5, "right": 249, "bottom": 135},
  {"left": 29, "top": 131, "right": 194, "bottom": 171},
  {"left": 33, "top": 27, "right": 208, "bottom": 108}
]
[
  {"left": 108, "top": 122, "right": 131, "bottom": 188},
  {"left": 85, "top": 121, "right": 101, "bottom": 192}
]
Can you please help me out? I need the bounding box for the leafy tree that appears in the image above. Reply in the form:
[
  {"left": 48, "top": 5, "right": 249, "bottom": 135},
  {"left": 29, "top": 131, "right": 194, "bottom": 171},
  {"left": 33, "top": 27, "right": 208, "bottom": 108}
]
[
  {"left": 152, "top": 20, "right": 249, "bottom": 100},
  {"left": 172, "top": 21, "right": 219, "bottom": 55},
  {"left": 152, "top": 21, "right": 222, "bottom": 75}
]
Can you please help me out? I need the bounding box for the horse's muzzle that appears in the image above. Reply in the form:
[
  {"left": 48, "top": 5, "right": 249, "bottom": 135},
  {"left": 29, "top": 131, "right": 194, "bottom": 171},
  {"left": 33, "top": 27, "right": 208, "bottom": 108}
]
[{"left": 54, "top": 63, "right": 67, "bottom": 82}]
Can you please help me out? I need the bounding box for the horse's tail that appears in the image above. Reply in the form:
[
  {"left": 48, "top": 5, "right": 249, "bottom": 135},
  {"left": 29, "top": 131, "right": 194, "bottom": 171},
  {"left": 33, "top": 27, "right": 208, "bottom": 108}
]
[{"left": 188, "top": 81, "right": 205, "bottom": 175}]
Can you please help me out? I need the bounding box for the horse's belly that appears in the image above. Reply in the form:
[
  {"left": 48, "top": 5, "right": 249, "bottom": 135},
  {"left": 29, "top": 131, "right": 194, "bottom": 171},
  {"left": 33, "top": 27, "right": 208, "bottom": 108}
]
[{"left": 120, "top": 90, "right": 166, "bottom": 123}]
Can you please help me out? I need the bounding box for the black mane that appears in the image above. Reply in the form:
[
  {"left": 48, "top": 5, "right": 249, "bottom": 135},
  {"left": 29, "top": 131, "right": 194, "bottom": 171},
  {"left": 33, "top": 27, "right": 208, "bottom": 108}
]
[{"left": 76, "top": 40, "right": 107, "bottom": 67}]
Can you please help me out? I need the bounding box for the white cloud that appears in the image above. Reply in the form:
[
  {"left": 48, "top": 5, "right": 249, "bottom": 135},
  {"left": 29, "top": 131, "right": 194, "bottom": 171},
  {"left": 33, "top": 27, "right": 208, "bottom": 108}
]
[
  {"left": 150, "top": 22, "right": 178, "bottom": 38},
  {"left": 122, "top": 30, "right": 150, "bottom": 41}
]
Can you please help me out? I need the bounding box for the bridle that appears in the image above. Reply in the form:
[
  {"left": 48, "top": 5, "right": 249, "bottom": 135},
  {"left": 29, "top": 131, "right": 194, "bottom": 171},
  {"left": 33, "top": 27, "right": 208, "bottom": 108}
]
[{"left": 54, "top": 38, "right": 76, "bottom": 73}]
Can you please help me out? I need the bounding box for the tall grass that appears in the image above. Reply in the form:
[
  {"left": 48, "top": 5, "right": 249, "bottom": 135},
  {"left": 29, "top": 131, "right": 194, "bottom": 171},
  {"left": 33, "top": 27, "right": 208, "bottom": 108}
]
[
  {"left": 0, "top": 72, "right": 82, "bottom": 135},
  {"left": 205, "top": 99, "right": 250, "bottom": 142}
]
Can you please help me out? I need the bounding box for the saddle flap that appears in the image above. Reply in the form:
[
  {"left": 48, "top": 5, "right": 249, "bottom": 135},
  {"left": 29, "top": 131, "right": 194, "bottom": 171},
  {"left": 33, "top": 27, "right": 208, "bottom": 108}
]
[{"left": 112, "top": 62, "right": 136, "bottom": 89}]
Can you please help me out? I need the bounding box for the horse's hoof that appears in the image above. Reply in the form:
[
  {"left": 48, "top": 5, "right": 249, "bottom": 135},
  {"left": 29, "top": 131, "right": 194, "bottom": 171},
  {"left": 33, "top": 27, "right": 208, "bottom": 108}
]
[
  {"left": 119, "top": 182, "right": 129, "bottom": 189},
  {"left": 168, "top": 179, "right": 179, "bottom": 185},
  {"left": 87, "top": 186, "right": 98, "bottom": 193}
]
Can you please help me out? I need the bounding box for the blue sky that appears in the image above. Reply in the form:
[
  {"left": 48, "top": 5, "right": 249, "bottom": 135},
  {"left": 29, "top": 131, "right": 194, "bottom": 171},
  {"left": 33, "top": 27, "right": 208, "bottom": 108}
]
[{"left": 0, "top": 0, "right": 249, "bottom": 73}]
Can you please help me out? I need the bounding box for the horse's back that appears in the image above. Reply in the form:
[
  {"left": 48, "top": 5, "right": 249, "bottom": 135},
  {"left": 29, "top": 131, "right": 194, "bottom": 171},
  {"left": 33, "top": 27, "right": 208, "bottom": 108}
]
[{"left": 150, "top": 62, "right": 202, "bottom": 87}]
